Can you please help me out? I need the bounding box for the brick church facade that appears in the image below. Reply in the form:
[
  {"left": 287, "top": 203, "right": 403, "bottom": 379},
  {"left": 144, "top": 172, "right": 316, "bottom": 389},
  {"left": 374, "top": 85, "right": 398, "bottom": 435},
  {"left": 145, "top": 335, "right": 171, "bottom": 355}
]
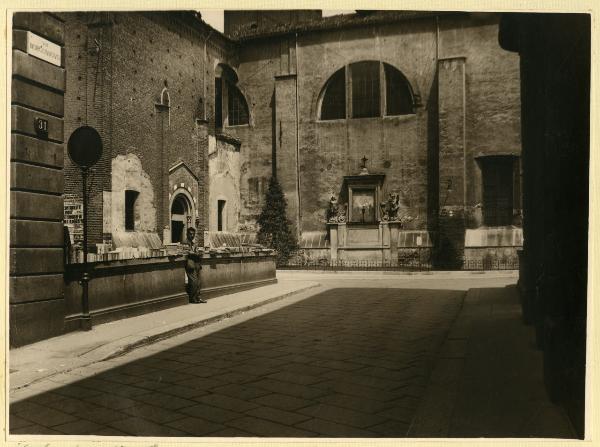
[{"left": 61, "top": 10, "right": 522, "bottom": 266}]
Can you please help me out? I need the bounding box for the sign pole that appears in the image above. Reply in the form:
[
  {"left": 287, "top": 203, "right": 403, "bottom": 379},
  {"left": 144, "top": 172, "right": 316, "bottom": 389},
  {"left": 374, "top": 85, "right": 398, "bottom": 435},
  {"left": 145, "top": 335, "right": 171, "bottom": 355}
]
[
  {"left": 67, "top": 126, "right": 103, "bottom": 332},
  {"left": 81, "top": 166, "right": 92, "bottom": 331}
]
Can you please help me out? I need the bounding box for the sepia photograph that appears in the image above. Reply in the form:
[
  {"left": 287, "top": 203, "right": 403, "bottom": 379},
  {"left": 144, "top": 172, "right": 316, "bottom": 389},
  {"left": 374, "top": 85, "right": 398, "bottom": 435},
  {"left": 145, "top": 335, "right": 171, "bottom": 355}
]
[{"left": 6, "top": 4, "right": 592, "bottom": 441}]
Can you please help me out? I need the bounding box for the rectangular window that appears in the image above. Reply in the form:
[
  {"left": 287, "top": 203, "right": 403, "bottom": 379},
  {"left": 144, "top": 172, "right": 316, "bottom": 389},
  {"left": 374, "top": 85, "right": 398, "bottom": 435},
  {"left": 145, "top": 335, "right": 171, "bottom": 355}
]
[
  {"left": 351, "top": 62, "right": 380, "bottom": 118},
  {"left": 482, "top": 157, "right": 514, "bottom": 226},
  {"left": 125, "top": 190, "right": 139, "bottom": 231},
  {"left": 217, "top": 200, "right": 226, "bottom": 232}
]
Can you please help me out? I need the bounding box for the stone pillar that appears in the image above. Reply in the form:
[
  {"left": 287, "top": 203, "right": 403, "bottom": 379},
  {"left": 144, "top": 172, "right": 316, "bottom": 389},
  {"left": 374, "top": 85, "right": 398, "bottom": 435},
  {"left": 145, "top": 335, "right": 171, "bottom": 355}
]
[
  {"left": 338, "top": 223, "right": 347, "bottom": 250},
  {"left": 500, "top": 15, "right": 590, "bottom": 436},
  {"left": 10, "top": 13, "right": 66, "bottom": 347},
  {"left": 389, "top": 222, "right": 401, "bottom": 266},
  {"left": 436, "top": 57, "right": 466, "bottom": 269},
  {"left": 328, "top": 223, "right": 338, "bottom": 261},
  {"left": 274, "top": 74, "right": 300, "bottom": 235},
  {"left": 381, "top": 222, "right": 390, "bottom": 264}
]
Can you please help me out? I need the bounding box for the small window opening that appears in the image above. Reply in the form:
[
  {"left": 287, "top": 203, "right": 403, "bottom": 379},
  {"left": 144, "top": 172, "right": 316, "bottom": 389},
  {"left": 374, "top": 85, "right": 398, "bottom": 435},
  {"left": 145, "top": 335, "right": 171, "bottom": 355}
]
[
  {"left": 160, "top": 87, "right": 170, "bottom": 107},
  {"left": 217, "top": 200, "right": 226, "bottom": 232},
  {"left": 125, "top": 190, "right": 139, "bottom": 231}
]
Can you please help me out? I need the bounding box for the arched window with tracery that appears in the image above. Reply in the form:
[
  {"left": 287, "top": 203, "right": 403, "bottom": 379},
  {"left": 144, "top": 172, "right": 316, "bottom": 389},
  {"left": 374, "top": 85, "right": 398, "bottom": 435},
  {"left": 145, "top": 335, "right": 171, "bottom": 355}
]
[
  {"left": 351, "top": 61, "right": 381, "bottom": 118},
  {"left": 215, "top": 63, "right": 250, "bottom": 128},
  {"left": 227, "top": 83, "right": 249, "bottom": 126},
  {"left": 319, "top": 61, "right": 415, "bottom": 121}
]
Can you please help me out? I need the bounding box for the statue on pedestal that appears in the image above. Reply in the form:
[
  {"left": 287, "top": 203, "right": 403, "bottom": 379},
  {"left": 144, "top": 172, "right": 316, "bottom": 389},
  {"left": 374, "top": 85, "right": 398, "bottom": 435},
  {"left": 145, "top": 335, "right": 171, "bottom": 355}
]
[
  {"left": 327, "top": 196, "right": 347, "bottom": 223},
  {"left": 380, "top": 192, "right": 401, "bottom": 222}
]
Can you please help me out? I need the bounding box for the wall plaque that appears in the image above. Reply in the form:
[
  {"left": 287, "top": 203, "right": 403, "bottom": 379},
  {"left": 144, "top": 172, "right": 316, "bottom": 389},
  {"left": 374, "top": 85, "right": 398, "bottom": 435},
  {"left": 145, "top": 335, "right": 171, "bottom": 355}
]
[
  {"left": 26, "top": 31, "right": 61, "bottom": 67},
  {"left": 34, "top": 117, "right": 48, "bottom": 138}
]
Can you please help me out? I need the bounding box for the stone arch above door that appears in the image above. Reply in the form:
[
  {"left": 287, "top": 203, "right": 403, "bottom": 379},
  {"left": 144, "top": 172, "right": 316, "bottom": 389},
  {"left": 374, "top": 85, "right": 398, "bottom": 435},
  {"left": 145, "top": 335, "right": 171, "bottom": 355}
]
[{"left": 168, "top": 161, "right": 199, "bottom": 243}]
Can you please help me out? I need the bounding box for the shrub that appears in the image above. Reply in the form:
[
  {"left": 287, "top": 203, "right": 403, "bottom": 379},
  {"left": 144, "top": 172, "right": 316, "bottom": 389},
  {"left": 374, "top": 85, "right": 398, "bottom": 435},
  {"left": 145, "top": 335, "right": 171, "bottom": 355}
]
[{"left": 256, "top": 177, "right": 299, "bottom": 265}]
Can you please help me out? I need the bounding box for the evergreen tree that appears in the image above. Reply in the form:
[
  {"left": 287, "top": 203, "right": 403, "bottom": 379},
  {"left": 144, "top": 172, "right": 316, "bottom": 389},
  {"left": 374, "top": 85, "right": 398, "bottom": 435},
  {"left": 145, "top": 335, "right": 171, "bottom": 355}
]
[{"left": 257, "top": 177, "right": 299, "bottom": 265}]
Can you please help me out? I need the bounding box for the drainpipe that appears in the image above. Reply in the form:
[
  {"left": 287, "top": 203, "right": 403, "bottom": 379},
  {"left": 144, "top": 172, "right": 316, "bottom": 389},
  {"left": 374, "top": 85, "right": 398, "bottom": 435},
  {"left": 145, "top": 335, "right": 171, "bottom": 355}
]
[{"left": 295, "top": 33, "right": 301, "bottom": 237}]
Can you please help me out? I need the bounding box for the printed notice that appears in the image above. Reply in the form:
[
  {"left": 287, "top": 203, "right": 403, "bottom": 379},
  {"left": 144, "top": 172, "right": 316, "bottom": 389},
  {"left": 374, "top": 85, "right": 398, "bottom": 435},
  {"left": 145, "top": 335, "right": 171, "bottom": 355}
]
[{"left": 26, "top": 31, "right": 61, "bottom": 66}]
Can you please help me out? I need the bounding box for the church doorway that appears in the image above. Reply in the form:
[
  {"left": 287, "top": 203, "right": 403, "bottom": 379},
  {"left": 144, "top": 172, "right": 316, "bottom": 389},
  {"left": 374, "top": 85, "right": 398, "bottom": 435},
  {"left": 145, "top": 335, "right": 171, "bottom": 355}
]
[{"left": 171, "top": 194, "right": 193, "bottom": 243}]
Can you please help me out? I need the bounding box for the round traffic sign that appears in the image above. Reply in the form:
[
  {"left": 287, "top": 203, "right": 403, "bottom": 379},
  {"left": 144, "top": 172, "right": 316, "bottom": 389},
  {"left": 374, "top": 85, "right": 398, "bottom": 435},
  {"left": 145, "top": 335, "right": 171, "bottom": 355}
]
[{"left": 67, "top": 126, "right": 103, "bottom": 168}]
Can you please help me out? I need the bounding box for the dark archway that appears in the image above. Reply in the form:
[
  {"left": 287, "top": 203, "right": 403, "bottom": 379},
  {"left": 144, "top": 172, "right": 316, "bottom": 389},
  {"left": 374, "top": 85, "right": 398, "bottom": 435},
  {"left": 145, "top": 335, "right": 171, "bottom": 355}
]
[{"left": 170, "top": 193, "right": 193, "bottom": 243}]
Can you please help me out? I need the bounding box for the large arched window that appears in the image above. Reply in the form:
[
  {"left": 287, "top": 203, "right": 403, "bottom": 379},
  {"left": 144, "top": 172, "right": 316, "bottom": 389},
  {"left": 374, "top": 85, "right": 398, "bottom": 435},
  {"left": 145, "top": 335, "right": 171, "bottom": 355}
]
[
  {"left": 351, "top": 61, "right": 381, "bottom": 118},
  {"left": 227, "top": 83, "right": 249, "bottom": 126},
  {"left": 319, "top": 61, "right": 415, "bottom": 120},
  {"left": 215, "top": 64, "right": 250, "bottom": 128},
  {"left": 321, "top": 68, "right": 346, "bottom": 120},
  {"left": 384, "top": 63, "right": 414, "bottom": 115}
]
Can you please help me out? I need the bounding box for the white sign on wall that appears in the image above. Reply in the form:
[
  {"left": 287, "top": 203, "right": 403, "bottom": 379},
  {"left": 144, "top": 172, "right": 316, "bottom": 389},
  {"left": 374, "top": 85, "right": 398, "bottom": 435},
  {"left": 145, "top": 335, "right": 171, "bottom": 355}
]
[{"left": 26, "top": 31, "right": 61, "bottom": 67}]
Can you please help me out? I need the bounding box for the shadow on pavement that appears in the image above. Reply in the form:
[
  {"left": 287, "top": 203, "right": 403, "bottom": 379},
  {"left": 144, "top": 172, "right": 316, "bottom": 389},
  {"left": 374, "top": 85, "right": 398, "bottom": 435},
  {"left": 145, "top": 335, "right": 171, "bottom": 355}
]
[{"left": 8, "top": 286, "right": 500, "bottom": 437}]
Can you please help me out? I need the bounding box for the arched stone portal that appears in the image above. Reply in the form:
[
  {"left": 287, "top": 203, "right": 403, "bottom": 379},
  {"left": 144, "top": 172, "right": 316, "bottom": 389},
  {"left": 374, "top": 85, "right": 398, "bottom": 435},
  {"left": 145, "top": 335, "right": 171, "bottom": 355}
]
[{"left": 170, "top": 193, "right": 194, "bottom": 243}]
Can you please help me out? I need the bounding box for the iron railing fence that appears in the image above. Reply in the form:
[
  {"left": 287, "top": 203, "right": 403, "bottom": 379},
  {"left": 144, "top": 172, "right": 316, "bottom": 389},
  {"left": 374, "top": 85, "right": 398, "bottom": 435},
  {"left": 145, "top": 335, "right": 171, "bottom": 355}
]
[
  {"left": 279, "top": 247, "right": 519, "bottom": 271},
  {"left": 462, "top": 258, "right": 519, "bottom": 271}
]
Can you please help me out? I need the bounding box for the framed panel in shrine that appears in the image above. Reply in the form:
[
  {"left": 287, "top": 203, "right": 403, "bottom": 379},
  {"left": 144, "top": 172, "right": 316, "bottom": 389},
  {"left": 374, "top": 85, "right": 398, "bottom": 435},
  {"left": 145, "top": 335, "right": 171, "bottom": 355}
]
[{"left": 349, "top": 187, "right": 377, "bottom": 223}]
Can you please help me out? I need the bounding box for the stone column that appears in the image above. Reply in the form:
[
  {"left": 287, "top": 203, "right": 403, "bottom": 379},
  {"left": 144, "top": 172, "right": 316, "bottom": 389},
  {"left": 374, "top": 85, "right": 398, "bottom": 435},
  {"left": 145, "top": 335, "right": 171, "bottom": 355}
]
[
  {"left": 437, "top": 57, "right": 467, "bottom": 269},
  {"left": 10, "top": 13, "right": 66, "bottom": 347}
]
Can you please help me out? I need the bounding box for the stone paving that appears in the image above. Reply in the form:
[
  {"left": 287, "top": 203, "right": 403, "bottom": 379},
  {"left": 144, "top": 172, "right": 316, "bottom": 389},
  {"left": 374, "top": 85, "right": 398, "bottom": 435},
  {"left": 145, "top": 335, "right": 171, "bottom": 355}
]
[
  {"left": 10, "top": 287, "right": 464, "bottom": 437},
  {"left": 408, "top": 285, "right": 575, "bottom": 438}
]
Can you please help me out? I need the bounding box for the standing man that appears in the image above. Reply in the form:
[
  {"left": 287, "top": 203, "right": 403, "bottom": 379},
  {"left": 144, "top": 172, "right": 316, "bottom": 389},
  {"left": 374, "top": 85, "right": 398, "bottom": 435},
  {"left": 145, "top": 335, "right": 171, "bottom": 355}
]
[{"left": 184, "top": 227, "right": 207, "bottom": 303}]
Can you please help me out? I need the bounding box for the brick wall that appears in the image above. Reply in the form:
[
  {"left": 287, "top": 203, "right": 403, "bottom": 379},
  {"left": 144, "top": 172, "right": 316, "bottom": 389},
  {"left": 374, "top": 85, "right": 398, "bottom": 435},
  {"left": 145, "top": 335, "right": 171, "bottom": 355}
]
[
  {"left": 61, "top": 12, "right": 232, "bottom": 247},
  {"left": 58, "top": 11, "right": 521, "bottom": 260}
]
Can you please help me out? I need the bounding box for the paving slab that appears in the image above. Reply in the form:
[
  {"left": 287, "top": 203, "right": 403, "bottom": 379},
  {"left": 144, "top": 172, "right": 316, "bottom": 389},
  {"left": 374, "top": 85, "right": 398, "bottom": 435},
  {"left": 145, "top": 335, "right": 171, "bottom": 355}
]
[
  {"left": 10, "top": 279, "right": 319, "bottom": 393},
  {"left": 407, "top": 285, "right": 577, "bottom": 438},
  {"left": 13, "top": 275, "right": 557, "bottom": 438}
]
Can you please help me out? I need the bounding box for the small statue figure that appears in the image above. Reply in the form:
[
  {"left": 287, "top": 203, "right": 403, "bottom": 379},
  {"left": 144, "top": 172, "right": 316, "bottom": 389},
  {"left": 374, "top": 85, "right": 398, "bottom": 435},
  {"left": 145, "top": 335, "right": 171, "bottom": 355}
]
[
  {"left": 380, "top": 200, "right": 390, "bottom": 221},
  {"left": 327, "top": 196, "right": 339, "bottom": 222},
  {"left": 327, "top": 196, "right": 347, "bottom": 223},
  {"left": 387, "top": 192, "right": 401, "bottom": 221},
  {"left": 381, "top": 192, "right": 401, "bottom": 221}
]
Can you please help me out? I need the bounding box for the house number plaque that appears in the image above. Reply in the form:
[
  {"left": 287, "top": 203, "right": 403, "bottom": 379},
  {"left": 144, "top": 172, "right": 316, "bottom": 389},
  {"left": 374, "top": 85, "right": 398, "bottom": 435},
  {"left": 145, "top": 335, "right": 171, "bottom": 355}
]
[{"left": 34, "top": 117, "right": 49, "bottom": 139}]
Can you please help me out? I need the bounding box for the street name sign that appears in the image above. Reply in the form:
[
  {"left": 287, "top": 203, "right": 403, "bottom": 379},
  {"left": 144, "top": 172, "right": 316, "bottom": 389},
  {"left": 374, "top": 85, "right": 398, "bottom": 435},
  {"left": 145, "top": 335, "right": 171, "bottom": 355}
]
[{"left": 26, "top": 31, "right": 61, "bottom": 67}]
